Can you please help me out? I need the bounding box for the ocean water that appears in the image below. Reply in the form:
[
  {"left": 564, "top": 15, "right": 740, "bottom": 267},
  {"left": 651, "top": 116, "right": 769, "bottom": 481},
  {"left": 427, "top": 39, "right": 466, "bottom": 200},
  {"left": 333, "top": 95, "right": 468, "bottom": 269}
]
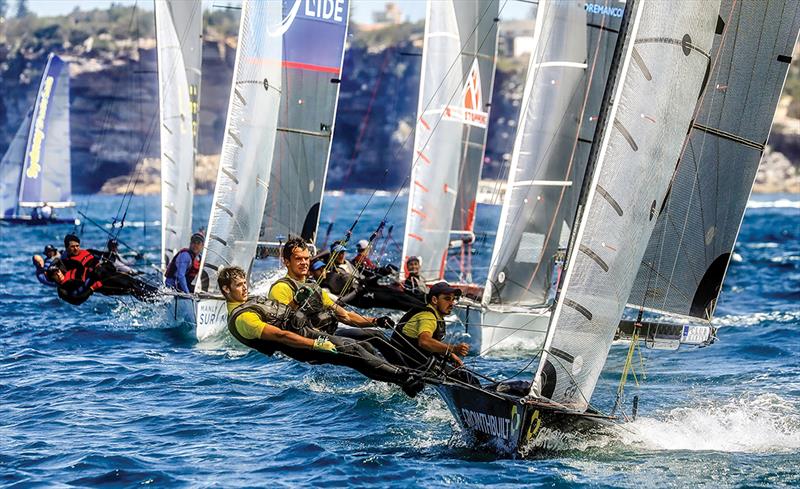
[{"left": 0, "top": 192, "right": 798, "bottom": 487}]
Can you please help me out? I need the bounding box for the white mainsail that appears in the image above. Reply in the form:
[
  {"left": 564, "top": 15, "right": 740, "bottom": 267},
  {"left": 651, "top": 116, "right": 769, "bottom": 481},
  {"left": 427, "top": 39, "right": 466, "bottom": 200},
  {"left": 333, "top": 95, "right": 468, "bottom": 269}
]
[
  {"left": 626, "top": 0, "right": 800, "bottom": 322},
  {"left": 531, "top": 0, "right": 720, "bottom": 411},
  {"left": 156, "top": 0, "right": 203, "bottom": 271},
  {"left": 196, "top": 0, "right": 282, "bottom": 293},
  {"left": 483, "top": 0, "right": 588, "bottom": 308},
  {"left": 402, "top": 0, "right": 498, "bottom": 281},
  {"left": 0, "top": 109, "right": 33, "bottom": 218}
]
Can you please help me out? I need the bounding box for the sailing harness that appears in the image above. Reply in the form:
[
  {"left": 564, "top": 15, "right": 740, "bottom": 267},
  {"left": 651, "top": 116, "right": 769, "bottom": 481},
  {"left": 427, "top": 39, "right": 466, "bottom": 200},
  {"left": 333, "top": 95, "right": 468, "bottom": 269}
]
[
  {"left": 390, "top": 305, "right": 446, "bottom": 367},
  {"left": 272, "top": 276, "right": 338, "bottom": 334},
  {"left": 164, "top": 248, "right": 200, "bottom": 284},
  {"left": 227, "top": 296, "right": 311, "bottom": 356}
]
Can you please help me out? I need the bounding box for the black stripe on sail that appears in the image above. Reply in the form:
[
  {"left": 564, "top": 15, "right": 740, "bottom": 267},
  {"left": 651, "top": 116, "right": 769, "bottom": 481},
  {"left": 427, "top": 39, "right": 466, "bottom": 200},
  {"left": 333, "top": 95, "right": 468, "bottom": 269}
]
[
  {"left": 550, "top": 347, "right": 574, "bottom": 364},
  {"left": 631, "top": 48, "right": 652, "bottom": 81},
  {"left": 636, "top": 37, "right": 711, "bottom": 60},
  {"left": 205, "top": 263, "right": 219, "bottom": 271},
  {"left": 580, "top": 245, "right": 609, "bottom": 272},
  {"left": 564, "top": 298, "right": 592, "bottom": 321},
  {"left": 693, "top": 123, "right": 764, "bottom": 150},
  {"left": 777, "top": 54, "right": 792, "bottom": 64},
  {"left": 596, "top": 185, "right": 624, "bottom": 216},
  {"left": 587, "top": 22, "right": 620, "bottom": 34},
  {"left": 209, "top": 234, "right": 227, "bottom": 247},
  {"left": 215, "top": 202, "right": 234, "bottom": 217},
  {"left": 614, "top": 119, "right": 638, "bottom": 151},
  {"left": 221, "top": 167, "right": 239, "bottom": 185}
]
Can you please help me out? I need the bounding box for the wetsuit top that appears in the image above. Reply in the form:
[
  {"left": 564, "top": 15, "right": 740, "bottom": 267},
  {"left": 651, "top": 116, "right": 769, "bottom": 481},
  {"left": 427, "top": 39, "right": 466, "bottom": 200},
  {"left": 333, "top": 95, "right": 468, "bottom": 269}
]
[
  {"left": 269, "top": 276, "right": 338, "bottom": 334},
  {"left": 63, "top": 249, "right": 99, "bottom": 282},
  {"left": 353, "top": 254, "right": 376, "bottom": 270},
  {"left": 35, "top": 256, "right": 57, "bottom": 286},
  {"left": 227, "top": 296, "right": 309, "bottom": 356},
  {"left": 403, "top": 275, "right": 428, "bottom": 295},
  {"left": 57, "top": 277, "right": 103, "bottom": 306},
  {"left": 164, "top": 248, "right": 200, "bottom": 293}
]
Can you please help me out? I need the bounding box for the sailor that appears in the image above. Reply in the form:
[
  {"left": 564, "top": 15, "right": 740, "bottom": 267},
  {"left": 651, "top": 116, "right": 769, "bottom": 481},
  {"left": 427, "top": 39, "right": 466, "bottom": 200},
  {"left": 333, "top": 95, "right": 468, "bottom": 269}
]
[
  {"left": 62, "top": 234, "right": 99, "bottom": 283},
  {"left": 389, "top": 281, "right": 478, "bottom": 385},
  {"left": 46, "top": 258, "right": 104, "bottom": 306},
  {"left": 164, "top": 233, "right": 204, "bottom": 293},
  {"left": 330, "top": 241, "right": 359, "bottom": 277},
  {"left": 352, "top": 239, "right": 377, "bottom": 271},
  {"left": 269, "top": 237, "right": 396, "bottom": 357},
  {"left": 403, "top": 256, "right": 428, "bottom": 297},
  {"left": 100, "top": 238, "right": 136, "bottom": 275},
  {"left": 220, "top": 266, "right": 424, "bottom": 397},
  {"left": 309, "top": 259, "right": 327, "bottom": 284},
  {"left": 32, "top": 244, "right": 59, "bottom": 286}
]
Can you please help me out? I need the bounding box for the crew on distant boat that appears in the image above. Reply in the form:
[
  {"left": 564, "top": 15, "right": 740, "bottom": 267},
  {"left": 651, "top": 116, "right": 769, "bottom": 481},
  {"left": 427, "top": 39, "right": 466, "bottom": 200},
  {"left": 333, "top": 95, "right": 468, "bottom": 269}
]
[
  {"left": 352, "top": 239, "right": 376, "bottom": 271},
  {"left": 220, "top": 265, "right": 425, "bottom": 397},
  {"left": 164, "top": 233, "right": 204, "bottom": 293},
  {"left": 30, "top": 205, "right": 54, "bottom": 222},
  {"left": 389, "top": 281, "right": 478, "bottom": 385},
  {"left": 269, "top": 237, "right": 396, "bottom": 358},
  {"left": 32, "top": 244, "right": 59, "bottom": 286},
  {"left": 403, "top": 256, "right": 428, "bottom": 297}
]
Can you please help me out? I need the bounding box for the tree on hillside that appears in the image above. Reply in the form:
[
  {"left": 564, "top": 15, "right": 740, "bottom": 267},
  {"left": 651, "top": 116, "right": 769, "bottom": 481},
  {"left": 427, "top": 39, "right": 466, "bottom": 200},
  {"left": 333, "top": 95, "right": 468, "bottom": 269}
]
[{"left": 15, "top": 0, "right": 29, "bottom": 18}]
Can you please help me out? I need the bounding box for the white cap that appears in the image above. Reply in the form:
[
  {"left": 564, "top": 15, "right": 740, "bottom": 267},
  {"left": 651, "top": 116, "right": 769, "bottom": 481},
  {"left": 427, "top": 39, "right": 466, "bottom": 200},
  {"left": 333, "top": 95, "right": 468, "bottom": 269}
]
[{"left": 356, "top": 239, "right": 369, "bottom": 250}]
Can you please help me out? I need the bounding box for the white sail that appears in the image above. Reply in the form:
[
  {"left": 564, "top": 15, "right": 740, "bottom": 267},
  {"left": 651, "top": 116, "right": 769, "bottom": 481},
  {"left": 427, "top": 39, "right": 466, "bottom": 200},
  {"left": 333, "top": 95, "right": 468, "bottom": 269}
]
[
  {"left": 0, "top": 109, "right": 32, "bottom": 217},
  {"left": 18, "top": 54, "right": 72, "bottom": 208},
  {"left": 531, "top": 0, "right": 720, "bottom": 411},
  {"left": 259, "top": 0, "right": 350, "bottom": 246},
  {"left": 196, "top": 0, "right": 283, "bottom": 293},
  {"left": 483, "top": 0, "right": 588, "bottom": 307},
  {"left": 626, "top": 0, "right": 800, "bottom": 321},
  {"left": 402, "top": 0, "right": 468, "bottom": 281},
  {"left": 156, "top": 0, "right": 203, "bottom": 271}
]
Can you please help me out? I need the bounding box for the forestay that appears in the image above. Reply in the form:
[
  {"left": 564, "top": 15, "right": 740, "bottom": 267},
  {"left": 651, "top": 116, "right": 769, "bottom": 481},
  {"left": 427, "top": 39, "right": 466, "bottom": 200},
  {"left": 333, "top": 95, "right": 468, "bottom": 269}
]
[
  {"left": 403, "top": 0, "right": 496, "bottom": 280},
  {"left": 259, "top": 0, "right": 350, "bottom": 246},
  {"left": 196, "top": 0, "right": 283, "bottom": 293},
  {"left": 531, "top": 0, "right": 720, "bottom": 411},
  {"left": 156, "top": 0, "right": 203, "bottom": 271},
  {"left": 0, "top": 109, "right": 32, "bottom": 217},
  {"left": 18, "top": 54, "right": 72, "bottom": 208},
  {"left": 627, "top": 0, "right": 800, "bottom": 321}
]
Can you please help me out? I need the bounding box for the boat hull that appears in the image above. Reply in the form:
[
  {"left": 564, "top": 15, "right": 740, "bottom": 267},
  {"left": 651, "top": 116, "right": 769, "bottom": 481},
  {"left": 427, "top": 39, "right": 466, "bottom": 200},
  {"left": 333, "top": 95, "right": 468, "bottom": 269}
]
[
  {"left": 0, "top": 216, "right": 78, "bottom": 225},
  {"left": 435, "top": 382, "right": 616, "bottom": 456},
  {"left": 454, "top": 302, "right": 550, "bottom": 355},
  {"left": 168, "top": 296, "right": 229, "bottom": 341}
]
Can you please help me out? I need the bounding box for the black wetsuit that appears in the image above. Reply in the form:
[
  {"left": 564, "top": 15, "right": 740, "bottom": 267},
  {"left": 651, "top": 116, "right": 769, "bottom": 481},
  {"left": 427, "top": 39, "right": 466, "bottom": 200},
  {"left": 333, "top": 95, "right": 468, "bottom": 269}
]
[{"left": 227, "top": 297, "right": 420, "bottom": 392}]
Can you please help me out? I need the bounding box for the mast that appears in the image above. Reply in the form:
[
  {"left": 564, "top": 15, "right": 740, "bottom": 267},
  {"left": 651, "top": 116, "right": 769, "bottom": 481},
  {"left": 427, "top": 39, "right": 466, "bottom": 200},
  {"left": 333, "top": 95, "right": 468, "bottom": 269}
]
[
  {"left": 530, "top": 0, "right": 721, "bottom": 412},
  {"left": 259, "top": 0, "right": 350, "bottom": 247},
  {"left": 17, "top": 54, "right": 72, "bottom": 209},
  {"left": 401, "top": 0, "right": 497, "bottom": 281},
  {"left": 156, "top": 0, "right": 203, "bottom": 272},
  {"left": 626, "top": 0, "right": 800, "bottom": 322},
  {"left": 195, "top": 0, "right": 283, "bottom": 293}
]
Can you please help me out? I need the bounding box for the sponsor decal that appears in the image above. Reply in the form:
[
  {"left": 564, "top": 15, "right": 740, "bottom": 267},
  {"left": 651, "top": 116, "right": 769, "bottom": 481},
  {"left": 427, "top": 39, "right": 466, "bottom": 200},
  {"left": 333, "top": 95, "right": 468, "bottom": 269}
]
[
  {"left": 442, "top": 59, "right": 489, "bottom": 128},
  {"left": 197, "top": 300, "right": 228, "bottom": 330},
  {"left": 460, "top": 407, "right": 512, "bottom": 440},
  {"left": 26, "top": 76, "right": 55, "bottom": 179},
  {"left": 269, "top": 0, "right": 347, "bottom": 37},
  {"left": 584, "top": 3, "right": 624, "bottom": 18},
  {"left": 524, "top": 409, "right": 542, "bottom": 443}
]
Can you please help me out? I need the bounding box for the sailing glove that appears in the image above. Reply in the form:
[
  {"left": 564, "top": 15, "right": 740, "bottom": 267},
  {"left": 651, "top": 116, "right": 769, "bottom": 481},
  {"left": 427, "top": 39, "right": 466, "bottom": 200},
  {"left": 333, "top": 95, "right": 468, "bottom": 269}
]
[
  {"left": 375, "top": 316, "right": 395, "bottom": 329},
  {"left": 313, "top": 336, "right": 337, "bottom": 354}
]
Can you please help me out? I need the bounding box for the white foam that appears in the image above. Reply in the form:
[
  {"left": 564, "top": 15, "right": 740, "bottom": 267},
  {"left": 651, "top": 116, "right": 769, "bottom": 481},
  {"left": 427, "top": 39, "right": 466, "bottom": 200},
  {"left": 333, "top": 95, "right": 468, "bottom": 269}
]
[
  {"left": 746, "top": 198, "right": 800, "bottom": 209},
  {"left": 617, "top": 393, "right": 800, "bottom": 453},
  {"left": 713, "top": 310, "right": 800, "bottom": 328}
]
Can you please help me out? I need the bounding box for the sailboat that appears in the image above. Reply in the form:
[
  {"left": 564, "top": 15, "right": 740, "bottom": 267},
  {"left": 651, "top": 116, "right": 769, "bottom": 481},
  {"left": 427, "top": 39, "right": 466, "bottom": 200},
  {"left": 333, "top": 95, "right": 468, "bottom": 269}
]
[
  {"left": 156, "top": 0, "right": 203, "bottom": 274},
  {"left": 434, "top": 0, "right": 800, "bottom": 455},
  {"left": 401, "top": 0, "right": 499, "bottom": 285},
  {"left": 0, "top": 53, "right": 77, "bottom": 225},
  {"left": 184, "top": 0, "right": 350, "bottom": 340}
]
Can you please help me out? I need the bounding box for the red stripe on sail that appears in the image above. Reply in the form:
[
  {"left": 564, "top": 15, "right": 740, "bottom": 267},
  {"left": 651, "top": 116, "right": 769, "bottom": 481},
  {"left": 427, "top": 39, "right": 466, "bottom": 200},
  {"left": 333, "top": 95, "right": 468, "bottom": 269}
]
[{"left": 282, "top": 61, "right": 340, "bottom": 74}]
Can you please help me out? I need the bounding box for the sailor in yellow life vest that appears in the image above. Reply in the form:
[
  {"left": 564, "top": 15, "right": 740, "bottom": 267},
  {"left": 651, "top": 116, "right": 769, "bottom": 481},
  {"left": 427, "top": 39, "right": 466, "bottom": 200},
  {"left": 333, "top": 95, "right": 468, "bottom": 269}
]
[
  {"left": 268, "top": 237, "right": 396, "bottom": 358},
  {"left": 220, "top": 265, "right": 425, "bottom": 397}
]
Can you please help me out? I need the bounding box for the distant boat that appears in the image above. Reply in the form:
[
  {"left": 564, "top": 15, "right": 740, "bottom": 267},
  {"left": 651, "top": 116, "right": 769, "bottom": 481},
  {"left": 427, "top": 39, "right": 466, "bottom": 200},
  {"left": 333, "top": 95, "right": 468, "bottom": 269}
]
[{"left": 0, "top": 53, "right": 77, "bottom": 225}]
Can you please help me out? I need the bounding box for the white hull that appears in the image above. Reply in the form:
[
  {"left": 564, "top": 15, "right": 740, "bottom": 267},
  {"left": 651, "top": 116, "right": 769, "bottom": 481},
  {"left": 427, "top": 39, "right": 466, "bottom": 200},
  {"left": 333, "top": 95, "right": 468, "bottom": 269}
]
[
  {"left": 168, "top": 296, "right": 229, "bottom": 341},
  {"left": 454, "top": 300, "right": 551, "bottom": 355}
]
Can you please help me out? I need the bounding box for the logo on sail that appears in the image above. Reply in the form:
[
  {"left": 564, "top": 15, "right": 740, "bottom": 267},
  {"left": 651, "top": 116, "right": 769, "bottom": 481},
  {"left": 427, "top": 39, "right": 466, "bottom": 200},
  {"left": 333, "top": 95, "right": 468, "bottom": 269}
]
[
  {"left": 442, "top": 59, "right": 489, "bottom": 128},
  {"left": 26, "top": 75, "right": 55, "bottom": 179},
  {"left": 268, "top": 0, "right": 347, "bottom": 37}
]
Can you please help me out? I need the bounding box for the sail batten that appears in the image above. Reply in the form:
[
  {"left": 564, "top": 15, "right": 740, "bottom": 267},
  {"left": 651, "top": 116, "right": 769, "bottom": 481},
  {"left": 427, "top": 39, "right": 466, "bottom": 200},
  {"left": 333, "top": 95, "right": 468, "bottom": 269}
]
[
  {"left": 156, "top": 0, "right": 202, "bottom": 271},
  {"left": 530, "top": 0, "right": 722, "bottom": 411}
]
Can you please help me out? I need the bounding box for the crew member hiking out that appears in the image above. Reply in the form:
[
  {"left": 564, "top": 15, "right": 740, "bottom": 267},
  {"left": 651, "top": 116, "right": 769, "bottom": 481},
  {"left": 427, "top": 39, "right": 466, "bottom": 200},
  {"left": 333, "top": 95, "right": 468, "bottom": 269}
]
[
  {"left": 32, "top": 244, "right": 59, "bottom": 286},
  {"left": 62, "top": 234, "right": 99, "bottom": 283},
  {"left": 389, "top": 281, "right": 479, "bottom": 386},
  {"left": 269, "top": 237, "right": 396, "bottom": 358},
  {"left": 165, "top": 233, "right": 204, "bottom": 293},
  {"left": 220, "top": 266, "right": 424, "bottom": 397}
]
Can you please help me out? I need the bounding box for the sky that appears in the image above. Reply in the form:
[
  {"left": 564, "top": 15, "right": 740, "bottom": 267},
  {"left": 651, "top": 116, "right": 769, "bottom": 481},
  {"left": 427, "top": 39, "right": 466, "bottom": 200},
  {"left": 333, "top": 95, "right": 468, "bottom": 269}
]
[{"left": 18, "top": 0, "right": 532, "bottom": 25}]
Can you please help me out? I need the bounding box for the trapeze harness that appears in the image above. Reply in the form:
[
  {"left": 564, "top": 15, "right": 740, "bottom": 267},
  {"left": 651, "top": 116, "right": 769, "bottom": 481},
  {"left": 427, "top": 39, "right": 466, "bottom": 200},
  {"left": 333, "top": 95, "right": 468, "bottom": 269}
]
[
  {"left": 164, "top": 248, "right": 200, "bottom": 284},
  {"left": 273, "top": 277, "right": 338, "bottom": 334},
  {"left": 227, "top": 296, "right": 311, "bottom": 356},
  {"left": 390, "top": 305, "right": 446, "bottom": 367}
]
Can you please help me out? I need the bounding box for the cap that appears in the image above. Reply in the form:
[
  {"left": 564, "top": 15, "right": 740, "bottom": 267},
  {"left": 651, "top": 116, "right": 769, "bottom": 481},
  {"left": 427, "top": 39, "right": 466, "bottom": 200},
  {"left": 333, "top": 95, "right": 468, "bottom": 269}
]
[
  {"left": 311, "top": 260, "right": 326, "bottom": 271},
  {"left": 107, "top": 238, "right": 119, "bottom": 248},
  {"left": 356, "top": 239, "right": 369, "bottom": 251},
  {"left": 331, "top": 244, "right": 347, "bottom": 253},
  {"left": 63, "top": 234, "right": 80, "bottom": 247},
  {"left": 427, "top": 281, "right": 462, "bottom": 302},
  {"left": 43, "top": 244, "right": 57, "bottom": 254},
  {"left": 190, "top": 233, "right": 205, "bottom": 244}
]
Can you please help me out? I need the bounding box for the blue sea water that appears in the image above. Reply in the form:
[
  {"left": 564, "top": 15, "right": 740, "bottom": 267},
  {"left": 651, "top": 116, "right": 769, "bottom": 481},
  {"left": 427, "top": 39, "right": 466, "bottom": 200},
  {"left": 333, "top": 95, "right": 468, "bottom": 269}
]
[{"left": 0, "top": 192, "right": 798, "bottom": 487}]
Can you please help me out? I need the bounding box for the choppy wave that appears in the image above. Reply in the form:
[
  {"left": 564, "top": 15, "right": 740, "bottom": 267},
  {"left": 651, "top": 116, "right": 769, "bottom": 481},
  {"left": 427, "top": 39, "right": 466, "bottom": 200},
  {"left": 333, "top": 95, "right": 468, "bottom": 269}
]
[{"left": 746, "top": 198, "right": 800, "bottom": 208}]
